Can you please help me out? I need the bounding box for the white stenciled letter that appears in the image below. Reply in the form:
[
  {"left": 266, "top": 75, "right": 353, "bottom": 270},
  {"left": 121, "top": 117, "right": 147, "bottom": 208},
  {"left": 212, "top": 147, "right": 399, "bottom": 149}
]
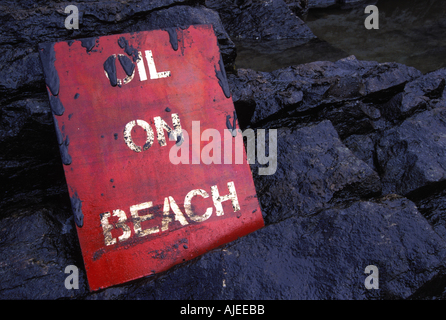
[
  {"left": 165, "top": 196, "right": 189, "bottom": 227},
  {"left": 364, "top": 5, "right": 379, "bottom": 30},
  {"left": 136, "top": 51, "right": 147, "bottom": 81},
  {"left": 123, "top": 119, "right": 154, "bottom": 152},
  {"left": 100, "top": 210, "right": 131, "bottom": 246},
  {"left": 364, "top": 265, "right": 379, "bottom": 289},
  {"left": 64, "top": 5, "right": 79, "bottom": 30},
  {"left": 154, "top": 113, "right": 183, "bottom": 147},
  {"left": 130, "top": 201, "right": 159, "bottom": 237},
  {"left": 184, "top": 189, "right": 213, "bottom": 222},
  {"left": 210, "top": 181, "right": 240, "bottom": 216},
  {"left": 145, "top": 50, "right": 171, "bottom": 79}
]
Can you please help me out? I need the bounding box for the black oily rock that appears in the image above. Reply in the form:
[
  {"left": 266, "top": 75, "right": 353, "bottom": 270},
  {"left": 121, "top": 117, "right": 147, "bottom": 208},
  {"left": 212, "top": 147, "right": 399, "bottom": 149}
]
[
  {"left": 252, "top": 120, "right": 381, "bottom": 225},
  {"left": 0, "top": 1, "right": 217, "bottom": 46},
  {"left": 308, "top": 0, "right": 368, "bottom": 8},
  {"left": 205, "top": 0, "right": 315, "bottom": 41},
  {"left": 215, "top": 196, "right": 446, "bottom": 299},
  {"left": 379, "top": 68, "right": 446, "bottom": 121},
  {"left": 228, "top": 55, "right": 422, "bottom": 129},
  {"left": 416, "top": 187, "right": 446, "bottom": 242},
  {"left": 0, "top": 109, "right": 66, "bottom": 213},
  {"left": 376, "top": 107, "right": 446, "bottom": 196},
  {"left": 342, "top": 133, "right": 377, "bottom": 172},
  {"left": 283, "top": 0, "right": 309, "bottom": 16},
  {"left": 117, "top": 196, "right": 446, "bottom": 300},
  {"left": 0, "top": 207, "right": 88, "bottom": 299},
  {"left": 0, "top": 2, "right": 235, "bottom": 104},
  {"left": 0, "top": 48, "right": 44, "bottom": 101}
]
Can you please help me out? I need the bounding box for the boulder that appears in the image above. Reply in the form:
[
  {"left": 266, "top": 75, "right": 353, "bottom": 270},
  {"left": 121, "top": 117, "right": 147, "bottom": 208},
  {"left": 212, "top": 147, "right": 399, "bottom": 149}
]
[
  {"left": 104, "top": 196, "right": 446, "bottom": 300},
  {"left": 0, "top": 1, "right": 235, "bottom": 104},
  {"left": 205, "top": 0, "right": 315, "bottom": 41},
  {"left": 228, "top": 55, "right": 422, "bottom": 134},
  {"left": 283, "top": 0, "right": 309, "bottom": 16},
  {"left": 376, "top": 107, "right": 446, "bottom": 196},
  {"left": 342, "top": 133, "right": 377, "bottom": 171},
  {"left": 308, "top": 0, "right": 337, "bottom": 8},
  {"left": 379, "top": 68, "right": 446, "bottom": 121},
  {"left": 0, "top": 206, "right": 88, "bottom": 299},
  {"left": 251, "top": 120, "right": 381, "bottom": 224},
  {"left": 416, "top": 188, "right": 446, "bottom": 242}
]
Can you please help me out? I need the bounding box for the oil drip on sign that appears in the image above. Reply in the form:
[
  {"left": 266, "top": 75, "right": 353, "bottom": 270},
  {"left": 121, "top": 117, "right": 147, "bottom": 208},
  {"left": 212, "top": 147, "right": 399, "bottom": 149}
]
[{"left": 38, "top": 25, "right": 264, "bottom": 291}]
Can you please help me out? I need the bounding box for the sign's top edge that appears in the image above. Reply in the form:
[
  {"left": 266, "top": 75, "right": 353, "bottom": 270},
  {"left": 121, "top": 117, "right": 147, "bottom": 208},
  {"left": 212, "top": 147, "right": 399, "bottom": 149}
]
[{"left": 36, "top": 23, "right": 215, "bottom": 47}]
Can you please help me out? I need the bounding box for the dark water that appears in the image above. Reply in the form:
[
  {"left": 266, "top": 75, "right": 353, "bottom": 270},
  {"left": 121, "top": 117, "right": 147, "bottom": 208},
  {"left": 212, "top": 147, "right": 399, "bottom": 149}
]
[{"left": 235, "top": 0, "right": 446, "bottom": 74}]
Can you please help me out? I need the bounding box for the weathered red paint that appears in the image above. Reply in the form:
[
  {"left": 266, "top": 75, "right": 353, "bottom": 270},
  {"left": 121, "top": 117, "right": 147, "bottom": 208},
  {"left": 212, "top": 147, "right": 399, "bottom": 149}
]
[{"left": 40, "top": 25, "right": 264, "bottom": 291}]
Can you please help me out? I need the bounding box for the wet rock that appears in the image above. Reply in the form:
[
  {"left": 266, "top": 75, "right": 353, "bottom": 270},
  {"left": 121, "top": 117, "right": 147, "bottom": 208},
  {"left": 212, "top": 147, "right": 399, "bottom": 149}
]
[
  {"left": 343, "top": 133, "right": 377, "bottom": 171},
  {"left": 376, "top": 107, "right": 446, "bottom": 196},
  {"left": 283, "top": 0, "right": 309, "bottom": 16},
  {"left": 416, "top": 187, "right": 446, "bottom": 242},
  {"left": 205, "top": 0, "right": 315, "bottom": 41},
  {"left": 308, "top": 0, "right": 337, "bottom": 8},
  {"left": 0, "top": 96, "right": 52, "bottom": 142},
  {"left": 218, "top": 195, "right": 446, "bottom": 299},
  {"left": 115, "top": 196, "right": 446, "bottom": 299},
  {"left": 0, "top": 206, "right": 88, "bottom": 299},
  {"left": 0, "top": 118, "right": 67, "bottom": 213},
  {"left": 0, "top": 49, "right": 44, "bottom": 101},
  {"left": 379, "top": 68, "right": 446, "bottom": 121},
  {"left": 229, "top": 55, "right": 422, "bottom": 132},
  {"left": 252, "top": 120, "right": 381, "bottom": 225},
  {"left": 0, "top": 1, "right": 235, "bottom": 104}
]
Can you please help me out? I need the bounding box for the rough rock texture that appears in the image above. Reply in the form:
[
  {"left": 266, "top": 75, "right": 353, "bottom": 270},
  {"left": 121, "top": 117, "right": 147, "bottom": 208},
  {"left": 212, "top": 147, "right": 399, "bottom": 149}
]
[
  {"left": 252, "top": 120, "right": 382, "bottom": 225},
  {"left": 283, "top": 0, "right": 309, "bottom": 16},
  {"left": 0, "top": 206, "right": 88, "bottom": 299},
  {"left": 308, "top": 0, "right": 369, "bottom": 8},
  {"left": 228, "top": 55, "right": 422, "bottom": 133},
  {"left": 2, "top": 0, "right": 446, "bottom": 300},
  {"left": 87, "top": 196, "right": 446, "bottom": 300},
  {"left": 205, "top": 0, "right": 315, "bottom": 41},
  {"left": 376, "top": 107, "right": 446, "bottom": 196},
  {"left": 0, "top": 0, "right": 235, "bottom": 105}
]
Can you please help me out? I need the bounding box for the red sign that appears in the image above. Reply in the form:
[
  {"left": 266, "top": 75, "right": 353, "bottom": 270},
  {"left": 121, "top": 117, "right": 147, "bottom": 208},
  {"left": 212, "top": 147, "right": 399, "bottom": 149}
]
[{"left": 39, "top": 25, "right": 264, "bottom": 291}]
